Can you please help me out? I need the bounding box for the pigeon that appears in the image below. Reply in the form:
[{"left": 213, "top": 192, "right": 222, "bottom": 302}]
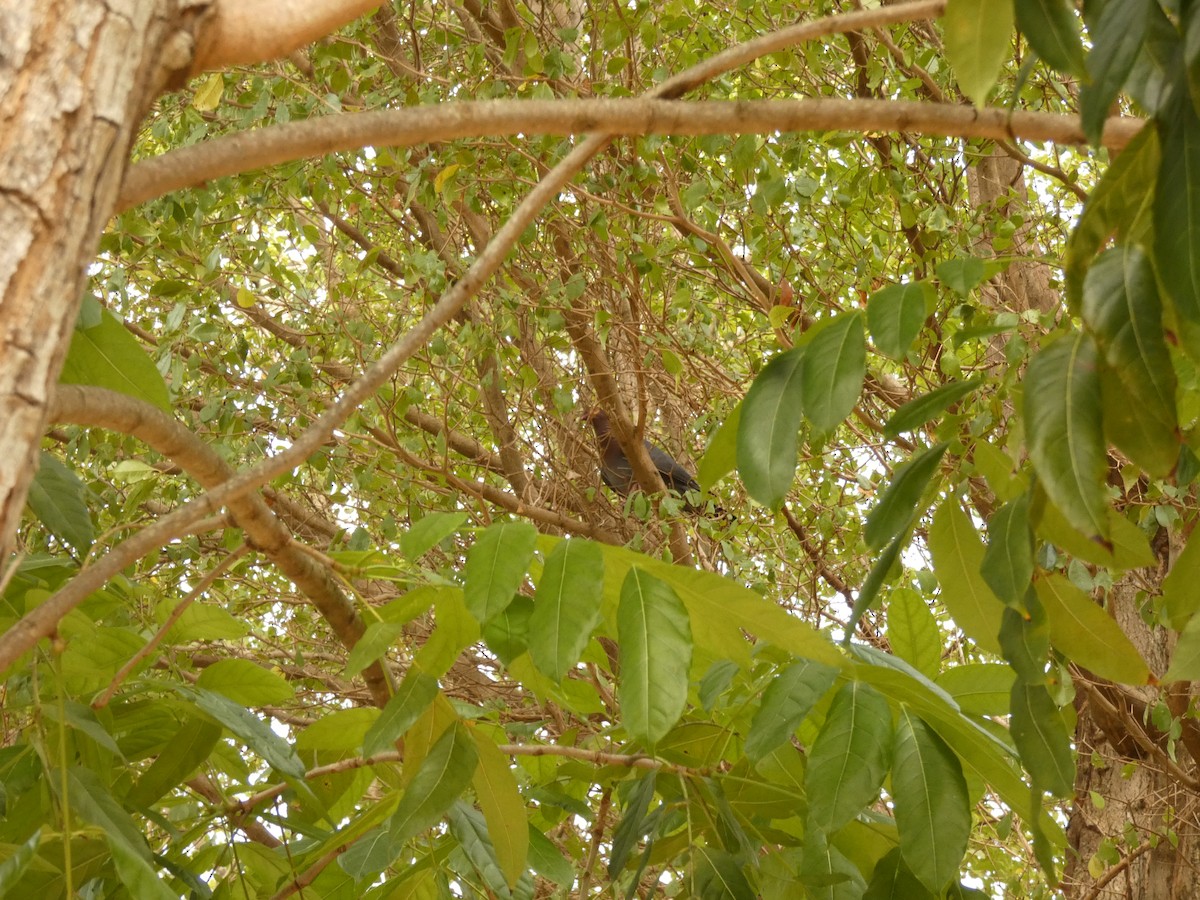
[{"left": 584, "top": 408, "right": 705, "bottom": 511}]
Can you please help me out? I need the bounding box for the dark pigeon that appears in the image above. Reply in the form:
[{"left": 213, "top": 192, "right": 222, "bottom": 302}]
[{"left": 584, "top": 409, "right": 704, "bottom": 511}]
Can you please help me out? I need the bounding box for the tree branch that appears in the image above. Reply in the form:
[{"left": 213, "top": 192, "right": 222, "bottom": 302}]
[
  {"left": 118, "top": 97, "right": 1143, "bottom": 213},
  {"left": 191, "top": 0, "right": 381, "bottom": 75}
]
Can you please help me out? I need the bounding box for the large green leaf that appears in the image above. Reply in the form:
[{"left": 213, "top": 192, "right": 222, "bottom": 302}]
[
  {"left": 864, "top": 443, "right": 947, "bottom": 551},
  {"left": 1064, "top": 125, "right": 1158, "bottom": 309},
  {"left": 27, "top": 453, "right": 94, "bottom": 555},
  {"left": 402, "top": 511, "right": 469, "bottom": 560},
  {"left": 1015, "top": 0, "right": 1084, "bottom": 75},
  {"left": 929, "top": 500, "right": 1004, "bottom": 656},
  {"left": 363, "top": 671, "right": 441, "bottom": 756},
  {"left": 1023, "top": 331, "right": 1109, "bottom": 544},
  {"left": 528, "top": 537, "right": 605, "bottom": 681},
  {"left": 1009, "top": 682, "right": 1074, "bottom": 799},
  {"left": 463, "top": 522, "right": 538, "bottom": 623},
  {"left": 617, "top": 567, "right": 692, "bottom": 746},
  {"left": 805, "top": 681, "right": 892, "bottom": 834},
  {"left": 1161, "top": 530, "right": 1200, "bottom": 630},
  {"left": 867, "top": 283, "right": 931, "bottom": 360},
  {"left": 470, "top": 730, "right": 527, "bottom": 887},
  {"left": 698, "top": 400, "right": 741, "bottom": 491},
  {"left": 1035, "top": 574, "right": 1151, "bottom": 684},
  {"left": 196, "top": 658, "right": 295, "bottom": 706},
  {"left": 59, "top": 301, "right": 171, "bottom": 411},
  {"left": 1080, "top": 0, "right": 1153, "bottom": 145},
  {"left": 801, "top": 311, "right": 866, "bottom": 433},
  {"left": 934, "top": 664, "right": 1015, "bottom": 717},
  {"left": 943, "top": 0, "right": 1016, "bottom": 104},
  {"left": 892, "top": 710, "right": 970, "bottom": 894},
  {"left": 737, "top": 348, "right": 805, "bottom": 509},
  {"left": 745, "top": 659, "right": 840, "bottom": 762},
  {"left": 126, "top": 716, "right": 222, "bottom": 808},
  {"left": 979, "top": 493, "right": 1033, "bottom": 608},
  {"left": 389, "top": 722, "right": 478, "bottom": 843},
  {"left": 1154, "top": 82, "right": 1200, "bottom": 336},
  {"left": 886, "top": 588, "right": 942, "bottom": 680},
  {"left": 1164, "top": 612, "right": 1200, "bottom": 681},
  {"left": 884, "top": 379, "right": 983, "bottom": 438},
  {"left": 1082, "top": 245, "right": 1178, "bottom": 476}
]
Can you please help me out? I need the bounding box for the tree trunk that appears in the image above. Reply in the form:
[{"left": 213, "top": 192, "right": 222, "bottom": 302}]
[
  {"left": 1062, "top": 577, "right": 1200, "bottom": 898},
  {"left": 0, "top": 1, "right": 193, "bottom": 558}
]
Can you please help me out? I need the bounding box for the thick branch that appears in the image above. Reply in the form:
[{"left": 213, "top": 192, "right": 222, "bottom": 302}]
[
  {"left": 191, "top": 0, "right": 380, "bottom": 74},
  {"left": 118, "top": 98, "right": 1144, "bottom": 212},
  {"left": 44, "top": 385, "right": 393, "bottom": 707}
]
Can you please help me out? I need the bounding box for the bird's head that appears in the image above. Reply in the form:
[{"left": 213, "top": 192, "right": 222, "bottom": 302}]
[{"left": 583, "top": 407, "right": 610, "bottom": 435}]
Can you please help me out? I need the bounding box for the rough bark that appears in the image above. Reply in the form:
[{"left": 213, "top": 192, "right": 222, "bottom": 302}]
[
  {"left": 969, "top": 147, "right": 1200, "bottom": 896},
  {"left": 0, "top": 1, "right": 200, "bottom": 559},
  {"left": 1062, "top": 579, "right": 1200, "bottom": 898}
]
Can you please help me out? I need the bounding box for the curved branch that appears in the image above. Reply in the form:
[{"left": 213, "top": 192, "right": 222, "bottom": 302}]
[
  {"left": 42, "top": 385, "right": 394, "bottom": 707},
  {"left": 118, "top": 97, "right": 1144, "bottom": 212},
  {"left": 191, "top": 0, "right": 381, "bottom": 75}
]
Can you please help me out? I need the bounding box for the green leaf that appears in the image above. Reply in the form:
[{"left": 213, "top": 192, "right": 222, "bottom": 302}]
[
  {"left": 528, "top": 538, "right": 605, "bottom": 681},
  {"left": 864, "top": 443, "right": 947, "bottom": 551},
  {"left": 1035, "top": 574, "right": 1151, "bottom": 684},
  {"left": 691, "top": 845, "right": 756, "bottom": 900},
  {"left": 980, "top": 493, "right": 1034, "bottom": 608},
  {"left": 196, "top": 658, "right": 295, "bottom": 706},
  {"left": 344, "top": 621, "right": 407, "bottom": 678},
  {"left": 618, "top": 568, "right": 693, "bottom": 746},
  {"left": 929, "top": 500, "right": 1004, "bottom": 655},
  {"left": 745, "top": 659, "right": 840, "bottom": 762},
  {"left": 402, "top": 511, "right": 468, "bottom": 560},
  {"left": 463, "top": 522, "right": 538, "bottom": 623},
  {"left": 363, "top": 671, "right": 441, "bottom": 757},
  {"left": 884, "top": 379, "right": 983, "bottom": 438},
  {"left": 1162, "top": 531, "right": 1200, "bottom": 630},
  {"left": 936, "top": 257, "right": 989, "bottom": 296},
  {"left": 528, "top": 826, "right": 574, "bottom": 885},
  {"left": 447, "top": 802, "right": 513, "bottom": 897},
  {"left": 1010, "top": 682, "right": 1074, "bottom": 798},
  {"left": 389, "top": 722, "right": 478, "bottom": 843},
  {"left": 296, "top": 707, "right": 380, "bottom": 753},
  {"left": 864, "top": 848, "right": 937, "bottom": 900},
  {"left": 801, "top": 311, "right": 866, "bottom": 433},
  {"left": 867, "top": 283, "right": 931, "bottom": 359},
  {"left": 698, "top": 401, "right": 741, "bottom": 491},
  {"left": 943, "top": 0, "right": 1015, "bottom": 103},
  {"left": 181, "top": 687, "right": 307, "bottom": 781},
  {"left": 1064, "top": 125, "right": 1159, "bottom": 309},
  {"left": 1034, "top": 496, "right": 1156, "bottom": 571},
  {"left": 887, "top": 588, "right": 942, "bottom": 680},
  {"left": 470, "top": 730, "right": 527, "bottom": 887},
  {"left": 27, "top": 453, "right": 93, "bottom": 555},
  {"left": 1165, "top": 612, "right": 1200, "bottom": 681},
  {"left": 1155, "top": 84, "right": 1200, "bottom": 339},
  {"left": 892, "top": 710, "right": 971, "bottom": 894},
  {"left": 1082, "top": 245, "right": 1178, "bottom": 476},
  {"left": 1024, "top": 331, "right": 1110, "bottom": 543},
  {"left": 413, "top": 589, "right": 480, "bottom": 678},
  {"left": 1015, "top": 0, "right": 1085, "bottom": 75},
  {"left": 608, "top": 771, "right": 657, "bottom": 878},
  {"left": 481, "top": 595, "right": 533, "bottom": 665},
  {"left": 64, "top": 767, "right": 152, "bottom": 862},
  {"left": 127, "top": 716, "right": 222, "bottom": 808},
  {"left": 108, "top": 835, "right": 177, "bottom": 900},
  {"left": 934, "top": 664, "right": 1015, "bottom": 717},
  {"left": 60, "top": 303, "right": 171, "bottom": 411},
  {"left": 1080, "top": 0, "right": 1152, "bottom": 145},
  {"left": 805, "top": 681, "right": 892, "bottom": 834},
  {"left": 737, "top": 348, "right": 805, "bottom": 509},
  {"left": 0, "top": 830, "right": 42, "bottom": 897}
]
